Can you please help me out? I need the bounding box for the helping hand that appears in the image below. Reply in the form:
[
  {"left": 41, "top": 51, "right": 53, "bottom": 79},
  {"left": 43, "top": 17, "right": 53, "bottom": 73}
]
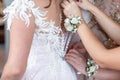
[
  {"left": 61, "top": 0, "right": 82, "bottom": 18},
  {"left": 76, "top": 0, "right": 94, "bottom": 11},
  {"left": 65, "top": 49, "right": 87, "bottom": 75}
]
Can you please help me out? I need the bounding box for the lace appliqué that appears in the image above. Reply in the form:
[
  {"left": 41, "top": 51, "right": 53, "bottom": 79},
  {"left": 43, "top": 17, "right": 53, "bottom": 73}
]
[
  {"left": 3, "top": 0, "right": 48, "bottom": 30},
  {"left": 4, "top": 0, "right": 70, "bottom": 57}
]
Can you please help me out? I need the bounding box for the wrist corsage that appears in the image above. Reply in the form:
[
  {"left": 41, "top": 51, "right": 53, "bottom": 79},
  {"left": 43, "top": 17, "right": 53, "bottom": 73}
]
[
  {"left": 64, "top": 16, "right": 83, "bottom": 33},
  {"left": 87, "top": 59, "right": 99, "bottom": 77}
]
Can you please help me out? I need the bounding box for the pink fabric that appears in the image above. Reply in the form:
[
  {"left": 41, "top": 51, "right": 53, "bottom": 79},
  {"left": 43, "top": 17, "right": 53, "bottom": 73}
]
[{"left": 71, "top": 0, "right": 120, "bottom": 48}]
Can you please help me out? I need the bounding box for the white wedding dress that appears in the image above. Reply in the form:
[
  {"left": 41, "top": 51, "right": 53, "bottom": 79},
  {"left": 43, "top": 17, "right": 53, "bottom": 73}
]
[{"left": 3, "top": 0, "right": 93, "bottom": 80}]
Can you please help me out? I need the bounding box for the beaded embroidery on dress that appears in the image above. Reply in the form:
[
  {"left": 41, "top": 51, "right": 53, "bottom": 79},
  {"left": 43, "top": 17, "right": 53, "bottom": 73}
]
[{"left": 4, "top": 0, "right": 77, "bottom": 80}]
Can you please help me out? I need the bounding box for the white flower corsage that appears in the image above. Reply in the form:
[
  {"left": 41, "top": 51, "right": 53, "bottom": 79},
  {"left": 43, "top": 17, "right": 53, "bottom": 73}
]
[
  {"left": 64, "top": 16, "right": 83, "bottom": 33},
  {"left": 87, "top": 59, "right": 99, "bottom": 77}
]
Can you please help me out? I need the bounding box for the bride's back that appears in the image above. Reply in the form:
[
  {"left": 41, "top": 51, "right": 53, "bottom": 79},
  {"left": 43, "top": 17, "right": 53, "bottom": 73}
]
[{"left": 35, "top": 0, "right": 62, "bottom": 27}]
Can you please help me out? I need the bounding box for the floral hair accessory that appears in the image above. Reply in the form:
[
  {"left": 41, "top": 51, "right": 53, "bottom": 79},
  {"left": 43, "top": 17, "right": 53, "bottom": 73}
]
[{"left": 64, "top": 16, "right": 83, "bottom": 33}]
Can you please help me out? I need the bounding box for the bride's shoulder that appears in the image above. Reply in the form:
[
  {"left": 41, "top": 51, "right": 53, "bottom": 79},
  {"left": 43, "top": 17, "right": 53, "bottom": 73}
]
[{"left": 3, "top": 0, "right": 47, "bottom": 30}]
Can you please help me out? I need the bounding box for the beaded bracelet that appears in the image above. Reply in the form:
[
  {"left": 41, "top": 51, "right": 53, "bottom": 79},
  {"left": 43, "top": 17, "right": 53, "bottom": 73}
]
[{"left": 64, "top": 16, "right": 83, "bottom": 33}]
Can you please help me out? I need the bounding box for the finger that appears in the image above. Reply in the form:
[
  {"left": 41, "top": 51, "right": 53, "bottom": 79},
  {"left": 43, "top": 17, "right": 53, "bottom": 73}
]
[
  {"left": 66, "top": 52, "right": 81, "bottom": 59},
  {"left": 65, "top": 57, "right": 78, "bottom": 69},
  {"left": 61, "top": 3, "right": 66, "bottom": 8},
  {"left": 65, "top": 55, "right": 81, "bottom": 70},
  {"left": 65, "top": 52, "right": 86, "bottom": 65},
  {"left": 66, "top": 53, "right": 76, "bottom": 59},
  {"left": 68, "top": 49, "right": 80, "bottom": 55},
  {"left": 61, "top": 3, "right": 65, "bottom": 8},
  {"left": 65, "top": 55, "right": 79, "bottom": 65},
  {"left": 65, "top": 54, "right": 86, "bottom": 66},
  {"left": 64, "top": 0, "right": 70, "bottom": 5},
  {"left": 77, "top": 48, "right": 87, "bottom": 54},
  {"left": 77, "top": 49, "right": 87, "bottom": 58},
  {"left": 68, "top": 49, "right": 86, "bottom": 59}
]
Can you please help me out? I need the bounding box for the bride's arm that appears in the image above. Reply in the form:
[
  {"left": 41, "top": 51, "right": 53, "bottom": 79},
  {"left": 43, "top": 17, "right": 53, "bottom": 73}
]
[
  {"left": 77, "top": 0, "right": 120, "bottom": 45},
  {"left": 1, "top": 15, "right": 35, "bottom": 80}
]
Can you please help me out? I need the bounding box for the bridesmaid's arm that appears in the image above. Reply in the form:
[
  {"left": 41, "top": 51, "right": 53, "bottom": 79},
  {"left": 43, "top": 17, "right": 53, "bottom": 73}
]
[
  {"left": 77, "top": 0, "right": 120, "bottom": 45},
  {"left": 61, "top": 0, "right": 120, "bottom": 70},
  {"left": 1, "top": 15, "right": 35, "bottom": 80},
  {"left": 88, "top": 4, "right": 120, "bottom": 45},
  {"left": 93, "top": 68, "right": 120, "bottom": 80},
  {"left": 65, "top": 49, "right": 120, "bottom": 80},
  {"left": 65, "top": 48, "right": 120, "bottom": 80},
  {"left": 78, "top": 22, "right": 120, "bottom": 70}
]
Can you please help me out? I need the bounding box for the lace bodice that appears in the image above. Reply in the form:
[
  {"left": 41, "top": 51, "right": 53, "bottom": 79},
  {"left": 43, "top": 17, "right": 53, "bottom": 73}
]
[
  {"left": 3, "top": 0, "right": 69, "bottom": 58},
  {"left": 3, "top": 0, "right": 95, "bottom": 57},
  {"left": 3, "top": 0, "right": 94, "bottom": 80}
]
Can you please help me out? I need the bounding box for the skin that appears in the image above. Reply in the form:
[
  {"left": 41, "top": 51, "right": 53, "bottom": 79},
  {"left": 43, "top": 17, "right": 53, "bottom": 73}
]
[
  {"left": 1, "top": 0, "right": 62, "bottom": 80},
  {"left": 1, "top": 11, "right": 36, "bottom": 80},
  {"left": 66, "top": 42, "right": 120, "bottom": 80},
  {"left": 76, "top": 0, "right": 120, "bottom": 44},
  {"left": 61, "top": 0, "right": 120, "bottom": 70}
]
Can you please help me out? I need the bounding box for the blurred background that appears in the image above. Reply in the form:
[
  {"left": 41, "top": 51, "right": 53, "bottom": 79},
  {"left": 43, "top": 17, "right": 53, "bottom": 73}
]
[
  {"left": 0, "top": 0, "right": 12, "bottom": 77},
  {"left": 0, "top": 0, "right": 5, "bottom": 77}
]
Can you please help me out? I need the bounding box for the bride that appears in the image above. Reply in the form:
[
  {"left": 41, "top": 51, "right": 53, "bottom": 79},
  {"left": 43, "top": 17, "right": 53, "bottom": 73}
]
[{"left": 1, "top": 0, "right": 93, "bottom": 80}]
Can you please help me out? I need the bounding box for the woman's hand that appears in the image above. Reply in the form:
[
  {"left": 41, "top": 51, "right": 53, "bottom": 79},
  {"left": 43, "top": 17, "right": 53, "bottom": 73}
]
[
  {"left": 76, "top": 0, "right": 94, "bottom": 11},
  {"left": 61, "top": 0, "right": 82, "bottom": 18},
  {"left": 65, "top": 49, "right": 87, "bottom": 75},
  {"left": 68, "top": 41, "right": 87, "bottom": 54},
  {"left": 69, "top": 41, "right": 84, "bottom": 49}
]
